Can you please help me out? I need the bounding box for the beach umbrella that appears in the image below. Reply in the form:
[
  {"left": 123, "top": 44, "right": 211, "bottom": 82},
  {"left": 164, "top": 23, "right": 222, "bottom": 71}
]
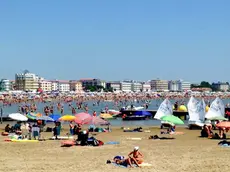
[
  {"left": 208, "top": 116, "right": 227, "bottom": 121},
  {"left": 49, "top": 114, "right": 61, "bottom": 121},
  {"left": 134, "top": 111, "right": 152, "bottom": 116},
  {"left": 8, "top": 113, "right": 28, "bottom": 121},
  {"left": 37, "top": 116, "right": 54, "bottom": 122},
  {"left": 90, "top": 116, "right": 110, "bottom": 125},
  {"left": 82, "top": 116, "right": 110, "bottom": 125},
  {"left": 216, "top": 121, "right": 230, "bottom": 129},
  {"left": 59, "top": 115, "right": 76, "bottom": 121},
  {"left": 160, "top": 115, "right": 184, "bottom": 125},
  {"left": 26, "top": 113, "right": 37, "bottom": 120},
  {"left": 75, "top": 112, "right": 92, "bottom": 124}
]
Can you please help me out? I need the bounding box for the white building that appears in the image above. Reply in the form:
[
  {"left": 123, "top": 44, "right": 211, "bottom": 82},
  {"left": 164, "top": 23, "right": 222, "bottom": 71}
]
[
  {"left": 150, "top": 79, "right": 169, "bottom": 91},
  {"left": 212, "top": 82, "right": 229, "bottom": 92},
  {"left": 131, "top": 82, "right": 142, "bottom": 92},
  {"left": 121, "top": 82, "right": 132, "bottom": 92},
  {"left": 168, "top": 80, "right": 182, "bottom": 91},
  {"left": 106, "top": 81, "right": 121, "bottom": 91},
  {"left": 39, "top": 79, "right": 52, "bottom": 92},
  {"left": 142, "top": 82, "right": 151, "bottom": 92},
  {"left": 181, "top": 81, "right": 191, "bottom": 91},
  {"left": 50, "top": 81, "right": 59, "bottom": 91},
  {"left": 219, "top": 83, "right": 229, "bottom": 92},
  {"left": 15, "top": 72, "right": 39, "bottom": 91},
  {"left": 58, "top": 80, "right": 70, "bottom": 92},
  {"left": 0, "top": 79, "right": 10, "bottom": 91}
]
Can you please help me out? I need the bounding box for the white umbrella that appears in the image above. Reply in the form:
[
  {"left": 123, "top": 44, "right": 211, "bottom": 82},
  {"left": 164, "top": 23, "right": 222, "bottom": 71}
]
[{"left": 8, "top": 113, "right": 28, "bottom": 121}]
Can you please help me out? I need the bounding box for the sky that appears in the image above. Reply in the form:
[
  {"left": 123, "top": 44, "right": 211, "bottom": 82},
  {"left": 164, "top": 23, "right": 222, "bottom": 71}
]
[{"left": 0, "top": 0, "right": 230, "bottom": 83}]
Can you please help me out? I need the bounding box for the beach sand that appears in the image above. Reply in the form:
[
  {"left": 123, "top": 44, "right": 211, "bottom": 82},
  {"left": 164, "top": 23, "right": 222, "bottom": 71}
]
[{"left": 0, "top": 125, "right": 230, "bottom": 172}]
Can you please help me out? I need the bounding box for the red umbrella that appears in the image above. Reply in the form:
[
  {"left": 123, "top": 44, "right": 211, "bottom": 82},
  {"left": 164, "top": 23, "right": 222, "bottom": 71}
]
[
  {"left": 82, "top": 116, "right": 110, "bottom": 126},
  {"left": 216, "top": 121, "right": 230, "bottom": 129},
  {"left": 75, "top": 112, "right": 91, "bottom": 124}
]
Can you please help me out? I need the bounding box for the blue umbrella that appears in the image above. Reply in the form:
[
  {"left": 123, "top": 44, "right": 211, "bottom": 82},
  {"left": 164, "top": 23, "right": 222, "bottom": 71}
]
[
  {"left": 49, "top": 114, "right": 61, "bottom": 121},
  {"left": 134, "top": 111, "right": 152, "bottom": 116}
]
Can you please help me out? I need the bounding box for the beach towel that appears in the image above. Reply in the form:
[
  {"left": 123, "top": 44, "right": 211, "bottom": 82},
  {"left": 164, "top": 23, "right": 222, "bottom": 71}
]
[
  {"left": 105, "top": 141, "right": 120, "bottom": 145},
  {"left": 111, "top": 162, "right": 152, "bottom": 168},
  {"left": 126, "top": 138, "right": 142, "bottom": 140}
]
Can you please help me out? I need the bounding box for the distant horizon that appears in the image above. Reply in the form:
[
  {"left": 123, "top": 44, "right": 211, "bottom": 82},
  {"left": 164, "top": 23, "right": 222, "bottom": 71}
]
[
  {"left": 1, "top": 71, "right": 228, "bottom": 85},
  {"left": 1, "top": 1, "right": 229, "bottom": 83}
]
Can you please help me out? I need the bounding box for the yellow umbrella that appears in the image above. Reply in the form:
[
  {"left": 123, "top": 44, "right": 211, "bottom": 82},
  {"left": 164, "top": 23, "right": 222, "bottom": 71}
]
[{"left": 59, "top": 115, "right": 76, "bottom": 121}]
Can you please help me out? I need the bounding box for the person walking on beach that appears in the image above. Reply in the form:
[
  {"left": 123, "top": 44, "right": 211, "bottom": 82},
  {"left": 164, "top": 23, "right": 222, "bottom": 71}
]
[{"left": 69, "top": 121, "right": 74, "bottom": 135}]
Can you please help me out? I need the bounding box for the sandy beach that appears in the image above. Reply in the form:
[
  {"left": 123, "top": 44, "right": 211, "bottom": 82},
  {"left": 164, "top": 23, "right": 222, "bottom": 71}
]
[{"left": 0, "top": 125, "right": 230, "bottom": 172}]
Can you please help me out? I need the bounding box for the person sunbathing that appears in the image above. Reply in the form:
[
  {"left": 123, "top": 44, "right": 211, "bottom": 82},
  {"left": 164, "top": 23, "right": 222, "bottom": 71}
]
[
  {"left": 202, "top": 124, "right": 213, "bottom": 138},
  {"left": 127, "top": 147, "right": 144, "bottom": 167}
]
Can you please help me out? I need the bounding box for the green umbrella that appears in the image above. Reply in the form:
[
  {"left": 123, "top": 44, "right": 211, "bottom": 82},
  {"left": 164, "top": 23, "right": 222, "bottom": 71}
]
[
  {"left": 207, "top": 116, "right": 227, "bottom": 121},
  {"left": 160, "top": 115, "right": 184, "bottom": 125}
]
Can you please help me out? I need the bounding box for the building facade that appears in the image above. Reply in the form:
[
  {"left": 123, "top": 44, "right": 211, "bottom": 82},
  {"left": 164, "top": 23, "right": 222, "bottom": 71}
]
[
  {"left": 15, "top": 72, "right": 39, "bottom": 91},
  {"left": 131, "top": 82, "right": 142, "bottom": 92},
  {"left": 80, "top": 79, "right": 106, "bottom": 89},
  {"left": 212, "top": 82, "right": 229, "bottom": 92},
  {"left": 39, "top": 79, "right": 52, "bottom": 92},
  {"left": 106, "top": 81, "right": 121, "bottom": 91},
  {"left": 142, "top": 82, "right": 151, "bottom": 92},
  {"left": 58, "top": 80, "right": 70, "bottom": 92},
  {"left": 69, "top": 80, "right": 83, "bottom": 92},
  {"left": 150, "top": 79, "right": 169, "bottom": 91},
  {"left": 168, "top": 80, "right": 182, "bottom": 91},
  {"left": 0, "top": 79, "right": 10, "bottom": 91},
  {"left": 181, "top": 81, "right": 191, "bottom": 91},
  {"left": 120, "top": 82, "right": 132, "bottom": 92}
]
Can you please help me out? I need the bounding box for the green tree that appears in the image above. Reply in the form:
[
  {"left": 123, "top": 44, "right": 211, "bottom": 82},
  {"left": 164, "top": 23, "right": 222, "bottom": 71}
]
[
  {"left": 200, "top": 81, "right": 211, "bottom": 88},
  {"left": 0, "top": 80, "right": 4, "bottom": 91}
]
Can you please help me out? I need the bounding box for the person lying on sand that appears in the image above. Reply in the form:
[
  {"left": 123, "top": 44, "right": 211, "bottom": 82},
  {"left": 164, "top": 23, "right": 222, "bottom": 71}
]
[
  {"left": 128, "top": 147, "right": 144, "bottom": 167},
  {"left": 160, "top": 126, "right": 184, "bottom": 135},
  {"left": 113, "top": 156, "right": 132, "bottom": 167}
]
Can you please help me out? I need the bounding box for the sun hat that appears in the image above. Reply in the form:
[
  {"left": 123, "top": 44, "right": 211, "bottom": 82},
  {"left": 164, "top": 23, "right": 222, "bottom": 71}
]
[{"left": 134, "top": 146, "right": 139, "bottom": 151}]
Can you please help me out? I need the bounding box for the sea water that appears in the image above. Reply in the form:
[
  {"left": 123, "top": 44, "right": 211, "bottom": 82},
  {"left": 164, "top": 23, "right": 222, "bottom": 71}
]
[{"left": 1, "top": 98, "right": 229, "bottom": 126}]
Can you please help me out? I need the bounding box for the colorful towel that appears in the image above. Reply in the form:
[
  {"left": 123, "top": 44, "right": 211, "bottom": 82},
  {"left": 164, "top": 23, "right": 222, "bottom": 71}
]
[{"left": 105, "top": 141, "right": 120, "bottom": 145}]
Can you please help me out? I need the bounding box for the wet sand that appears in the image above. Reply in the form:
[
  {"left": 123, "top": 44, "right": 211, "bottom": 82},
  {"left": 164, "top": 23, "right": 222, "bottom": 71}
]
[{"left": 0, "top": 125, "right": 230, "bottom": 172}]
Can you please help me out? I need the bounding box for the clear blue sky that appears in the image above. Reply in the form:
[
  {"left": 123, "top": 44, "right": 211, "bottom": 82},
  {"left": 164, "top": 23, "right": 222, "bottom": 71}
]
[{"left": 0, "top": 0, "right": 229, "bottom": 83}]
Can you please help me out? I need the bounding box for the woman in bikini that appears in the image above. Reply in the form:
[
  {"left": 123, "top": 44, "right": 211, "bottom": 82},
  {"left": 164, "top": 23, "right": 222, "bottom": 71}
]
[{"left": 127, "top": 147, "right": 144, "bottom": 167}]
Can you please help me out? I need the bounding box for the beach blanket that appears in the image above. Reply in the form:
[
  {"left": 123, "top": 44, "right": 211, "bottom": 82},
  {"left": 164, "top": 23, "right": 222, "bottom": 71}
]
[
  {"left": 126, "top": 138, "right": 142, "bottom": 140},
  {"left": 112, "top": 162, "right": 152, "bottom": 168}
]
